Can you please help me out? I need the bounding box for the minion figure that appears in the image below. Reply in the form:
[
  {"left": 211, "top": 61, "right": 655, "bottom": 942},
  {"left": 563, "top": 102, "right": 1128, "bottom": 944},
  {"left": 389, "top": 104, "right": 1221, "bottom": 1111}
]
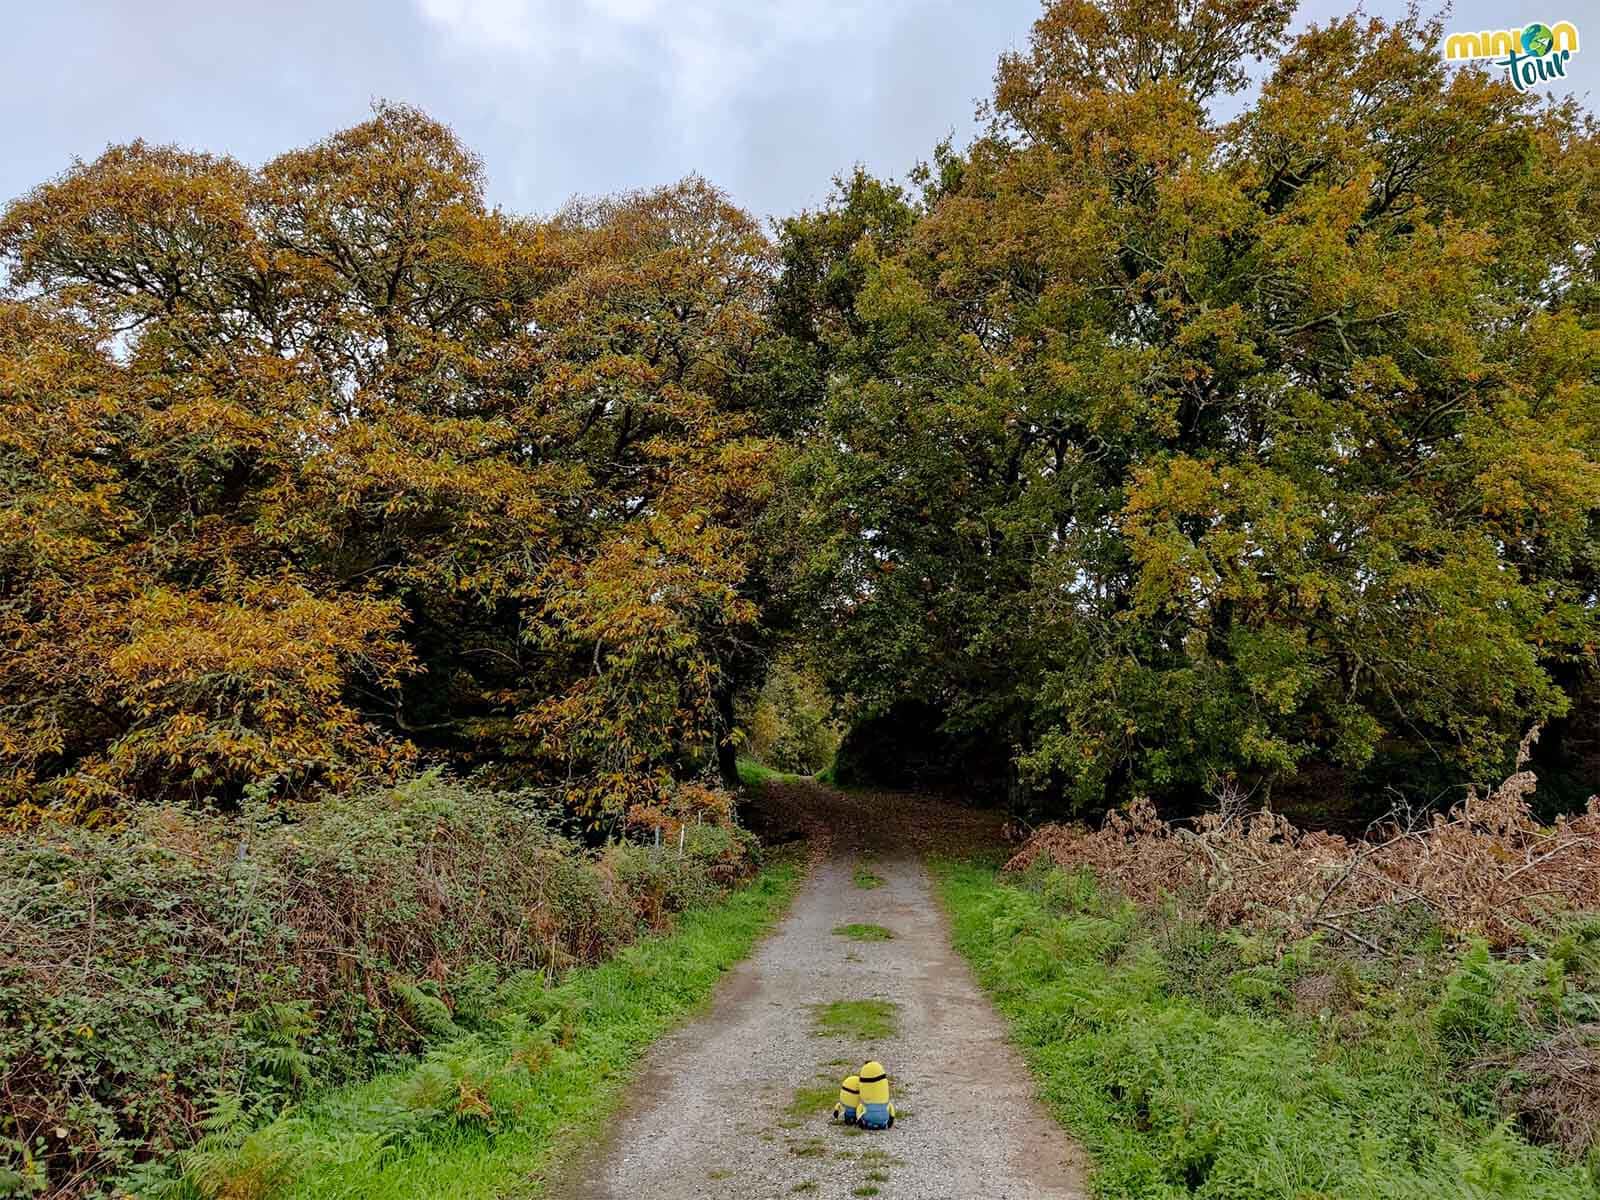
[
  {"left": 831, "top": 1075, "right": 860, "bottom": 1124},
  {"left": 853, "top": 1060, "right": 895, "bottom": 1130}
]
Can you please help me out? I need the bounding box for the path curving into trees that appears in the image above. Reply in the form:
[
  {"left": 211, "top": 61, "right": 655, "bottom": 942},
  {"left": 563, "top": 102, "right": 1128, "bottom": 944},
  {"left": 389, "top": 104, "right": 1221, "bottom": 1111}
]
[{"left": 550, "top": 780, "right": 1087, "bottom": 1200}]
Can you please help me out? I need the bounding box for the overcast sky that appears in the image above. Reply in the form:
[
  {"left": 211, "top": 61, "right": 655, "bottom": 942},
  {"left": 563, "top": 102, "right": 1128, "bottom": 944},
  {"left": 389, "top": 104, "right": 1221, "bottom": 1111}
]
[{"left": 3, "top": 1, "right": 1594, "bottom": 224}]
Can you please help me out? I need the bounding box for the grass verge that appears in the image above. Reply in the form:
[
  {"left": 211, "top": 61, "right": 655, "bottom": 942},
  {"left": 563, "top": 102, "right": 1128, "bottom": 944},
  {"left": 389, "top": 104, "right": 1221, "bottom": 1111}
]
[
  {"left": 933, "top": 858, "right": 1600, "bottom": 1200},
  {"left": 164, "top": 859, "right": 802, "bottom": 1200}
]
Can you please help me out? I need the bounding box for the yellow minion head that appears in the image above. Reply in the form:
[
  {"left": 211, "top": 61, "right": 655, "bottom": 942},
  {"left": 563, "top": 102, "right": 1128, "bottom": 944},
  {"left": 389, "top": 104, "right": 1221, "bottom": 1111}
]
[
  {"left": 857, "top": 1061, "right": 890, "bottom": 1105},
  {"left": 837, "top": 1074, "right": 860, "bottom": 1110}
]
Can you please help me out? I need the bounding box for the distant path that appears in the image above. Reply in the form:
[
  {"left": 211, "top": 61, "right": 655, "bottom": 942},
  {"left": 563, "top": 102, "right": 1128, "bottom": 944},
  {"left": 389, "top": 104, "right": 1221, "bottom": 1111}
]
[{"left": 549, "top": 781, "right": 1087, "bottom": 1200}]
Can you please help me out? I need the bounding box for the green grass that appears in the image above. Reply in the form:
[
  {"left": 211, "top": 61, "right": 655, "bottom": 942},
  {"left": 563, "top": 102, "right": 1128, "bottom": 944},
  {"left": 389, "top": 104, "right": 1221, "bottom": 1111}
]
[
  {"left": 852, "top": 863, "right": 884, "bottom": 890},
  {"left": 832, "top": 923, "right": 894, "bottom": 942},
  {"left": 736, "top": 757, "right": 809, "bottom": 788},
  {"left": 810, "top": 999, "right": 899, "bottom": 1039},
  {"left": 169, "top": 861, "right": 802, "bottom": 1200},
  {"left": 785, "top": 1084, "right": 838, "bottom": 1120},
  {"left": 933, "top": 859, "right": 1600, "bottom": 1200}
]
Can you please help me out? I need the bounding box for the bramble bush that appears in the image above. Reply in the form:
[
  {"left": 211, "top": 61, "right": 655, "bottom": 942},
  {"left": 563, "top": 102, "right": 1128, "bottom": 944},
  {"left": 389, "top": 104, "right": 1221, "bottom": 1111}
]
[
  {"left": 0, "top": 773, "right": 755, "bottom": 1196},
  {"left": 991, "top": 739, "right": 1600, "bottom": 1174},
  {"left": 1008, "top": 733, "right": 1600, "bottom": 952}
]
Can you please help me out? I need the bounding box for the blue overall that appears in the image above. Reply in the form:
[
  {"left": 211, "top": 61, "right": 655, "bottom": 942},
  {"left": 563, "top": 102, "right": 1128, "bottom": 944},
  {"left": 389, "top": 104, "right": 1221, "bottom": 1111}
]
[{"left": 857, "top": 1102, "right": 893, "bottom": 1130}]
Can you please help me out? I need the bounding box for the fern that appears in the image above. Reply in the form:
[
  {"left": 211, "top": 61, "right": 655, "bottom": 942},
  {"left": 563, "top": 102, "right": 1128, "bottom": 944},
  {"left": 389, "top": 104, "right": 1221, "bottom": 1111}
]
[{"left": 391, "top": 979, "right": 460, "bottom": 1040}]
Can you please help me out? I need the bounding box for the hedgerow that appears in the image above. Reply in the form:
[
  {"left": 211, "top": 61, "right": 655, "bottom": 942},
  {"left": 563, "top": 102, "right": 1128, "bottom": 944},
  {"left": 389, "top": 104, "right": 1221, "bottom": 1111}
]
[
  {"left": 997, "top": 741, "right": 1600, "bottom": 1171},
  {"left": 0, "top": 773, "right": 755, "bottom": 1196}
]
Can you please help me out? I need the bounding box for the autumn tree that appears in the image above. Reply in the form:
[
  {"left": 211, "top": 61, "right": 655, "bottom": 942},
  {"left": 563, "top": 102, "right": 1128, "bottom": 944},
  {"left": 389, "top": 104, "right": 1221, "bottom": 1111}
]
[{"left": 785, "top": 0, "right": 1600, "bottom": 816}]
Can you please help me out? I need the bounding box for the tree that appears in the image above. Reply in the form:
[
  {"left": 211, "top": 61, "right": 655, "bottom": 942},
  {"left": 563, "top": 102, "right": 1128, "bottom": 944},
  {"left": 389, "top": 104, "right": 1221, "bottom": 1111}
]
[
  {"left": 786, "top": 1, "right": 1600, "bottom": 817},
  {"left": 0, "top": 106, "right": 783, "bottom": 823}
]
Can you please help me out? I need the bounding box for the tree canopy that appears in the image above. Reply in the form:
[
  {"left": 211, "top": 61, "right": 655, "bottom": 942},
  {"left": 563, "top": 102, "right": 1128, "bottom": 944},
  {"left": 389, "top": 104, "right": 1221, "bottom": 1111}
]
[
  {"left": 4, "top": 3, "right": 1600, "bottom": 828},
  {"left": 1, "top": 105, "right": 779, "bottom": 823},
  {"left": 779, "top": 2, "right": 1600, "bottom": 815}
]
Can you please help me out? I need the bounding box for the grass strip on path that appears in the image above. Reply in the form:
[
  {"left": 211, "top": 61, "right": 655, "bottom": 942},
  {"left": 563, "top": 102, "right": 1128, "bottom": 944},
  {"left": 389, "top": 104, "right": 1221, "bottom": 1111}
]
[
  {"left": 852, "top": 863, "right": 884, "bottom": 890},
  {"left": 178, "top": 859, "right": 801, "bottom": 1200},
  {"left": 932, "top": 858, "right": 1598, "bottom": 1200},
  {"left": 810, "top": 999, "right": 899, "bottom": 1040},
  {"left": 831, "top": 923, "right": 893, "bottom": 942}
]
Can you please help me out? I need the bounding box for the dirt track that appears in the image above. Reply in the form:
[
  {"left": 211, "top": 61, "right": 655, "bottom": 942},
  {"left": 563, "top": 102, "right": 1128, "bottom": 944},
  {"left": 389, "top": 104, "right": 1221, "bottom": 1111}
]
[{"left": 548, "top": 781, "right": 1087, "bottom": 1200}]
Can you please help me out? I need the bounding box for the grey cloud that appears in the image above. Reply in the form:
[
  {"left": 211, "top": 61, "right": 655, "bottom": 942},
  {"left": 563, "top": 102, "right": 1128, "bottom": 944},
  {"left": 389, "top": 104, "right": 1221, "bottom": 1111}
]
[{"left": 2, "top": 0, "right": 1593, "bottom": 223}]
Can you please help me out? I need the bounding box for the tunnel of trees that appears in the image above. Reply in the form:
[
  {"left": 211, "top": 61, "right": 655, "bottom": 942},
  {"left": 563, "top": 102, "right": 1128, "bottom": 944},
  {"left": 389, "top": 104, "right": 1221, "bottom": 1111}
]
[{"left": 4, "top": 0, "right": 1599, "bottom": 833}]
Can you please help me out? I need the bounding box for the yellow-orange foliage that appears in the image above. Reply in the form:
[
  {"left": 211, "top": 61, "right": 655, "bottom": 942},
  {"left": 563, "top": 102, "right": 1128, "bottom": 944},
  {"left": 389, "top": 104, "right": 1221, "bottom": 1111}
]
[{"left": 0, "top": 105, "right": 778, "bottom": 822}]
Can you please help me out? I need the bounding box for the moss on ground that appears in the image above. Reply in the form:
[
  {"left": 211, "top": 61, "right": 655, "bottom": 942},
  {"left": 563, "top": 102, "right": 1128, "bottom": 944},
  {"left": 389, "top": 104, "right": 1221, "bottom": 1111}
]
[{"left": 832, "top": 923, "right": 894, "bottom": 941}]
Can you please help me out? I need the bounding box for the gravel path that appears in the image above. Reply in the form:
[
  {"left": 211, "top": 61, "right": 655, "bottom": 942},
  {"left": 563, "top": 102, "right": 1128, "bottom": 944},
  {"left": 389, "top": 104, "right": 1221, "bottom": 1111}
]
[{"left": 551, "top": 787, "right": 1088, "bottom": 1200}]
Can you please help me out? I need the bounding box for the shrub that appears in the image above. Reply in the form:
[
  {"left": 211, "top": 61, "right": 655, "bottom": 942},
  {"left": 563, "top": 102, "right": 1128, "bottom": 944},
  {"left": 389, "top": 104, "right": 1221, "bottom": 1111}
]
[
  {"left": 0, "top": 772, "right": 753, "bottom": 1195},
  {"left": 737, "top": 657, "right": 841, "bottom": 776},
  {"left": 1009, "top": 733, "right": 1600, "bottom": 951},
  {"left": 1434, "top": 944, "right": 1524, "bottom": 1064}
]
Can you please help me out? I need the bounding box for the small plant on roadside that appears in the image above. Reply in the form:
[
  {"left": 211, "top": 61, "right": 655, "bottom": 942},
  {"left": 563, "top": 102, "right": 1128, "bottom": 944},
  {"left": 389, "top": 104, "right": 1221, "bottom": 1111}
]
[{"left": 786, "top": 1085, "right": 839, "bottom": 1120}]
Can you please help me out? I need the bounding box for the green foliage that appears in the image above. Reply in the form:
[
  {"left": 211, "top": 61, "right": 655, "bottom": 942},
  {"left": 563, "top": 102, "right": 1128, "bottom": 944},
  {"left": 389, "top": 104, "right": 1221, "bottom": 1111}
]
[
  {"left": 736, "top": 757, "right": 807, "bottom": 788},
  {"left": 783, "top": 0, "right": 1600, "bottom": 817},
  {"left": 0, "top": 774, "right": 759, "bottom": 1196},
  {"left": 738, "top": 656, "right": 843, "bottom": 776},
  {"left": 391, "top": 982, "right": 462, "bottom": 1043},
  {"left": 935, "top": 860, "right": 1600, "bottom": 1200},
  {"left": 152, "top": 860, "right": 801, "bottom": 1200},
  {"left": 1434, "top": 943, "right": 1526, "bottom": 1064}
]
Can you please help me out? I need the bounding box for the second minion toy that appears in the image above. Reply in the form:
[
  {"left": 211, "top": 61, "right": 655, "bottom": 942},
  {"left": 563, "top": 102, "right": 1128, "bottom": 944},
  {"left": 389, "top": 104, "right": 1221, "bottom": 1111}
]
[{"left": 831, "top": 1074, "right": 860, "bottom": 1124}]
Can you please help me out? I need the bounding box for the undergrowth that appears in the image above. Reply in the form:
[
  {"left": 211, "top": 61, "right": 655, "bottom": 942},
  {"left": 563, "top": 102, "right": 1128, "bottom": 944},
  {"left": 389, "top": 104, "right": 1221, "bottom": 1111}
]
[
  {"left": 935, "top": 860, "right": 1600, "bottom": 1200},
  {"left": 132, "top": 859, "right": 801, "bottom": 1199},
  {"left": 0, "top": 773, "right": 757, "bottom": 1196}
]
